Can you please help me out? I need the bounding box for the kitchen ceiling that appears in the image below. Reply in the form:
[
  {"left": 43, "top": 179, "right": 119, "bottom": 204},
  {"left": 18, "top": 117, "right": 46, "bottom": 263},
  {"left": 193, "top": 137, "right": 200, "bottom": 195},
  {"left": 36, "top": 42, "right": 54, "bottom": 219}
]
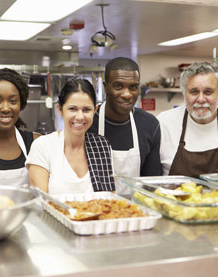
[{"left": 1, "top": 0, "right": 218, "bottom": 63}]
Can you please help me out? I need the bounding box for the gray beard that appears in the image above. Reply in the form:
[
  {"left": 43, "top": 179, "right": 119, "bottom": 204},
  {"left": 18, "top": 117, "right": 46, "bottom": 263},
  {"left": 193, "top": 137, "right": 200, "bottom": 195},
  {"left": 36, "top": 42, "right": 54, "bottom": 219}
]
[{"left": 185, "top": 99, "right": 218, "bottom": 121}]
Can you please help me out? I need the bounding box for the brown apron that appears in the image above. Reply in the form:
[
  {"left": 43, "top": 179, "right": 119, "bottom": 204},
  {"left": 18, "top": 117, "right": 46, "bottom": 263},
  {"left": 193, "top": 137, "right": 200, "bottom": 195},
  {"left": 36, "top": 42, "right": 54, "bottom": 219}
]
[{"left": 169, "top": 109, "right": 218, "bottom": 178}]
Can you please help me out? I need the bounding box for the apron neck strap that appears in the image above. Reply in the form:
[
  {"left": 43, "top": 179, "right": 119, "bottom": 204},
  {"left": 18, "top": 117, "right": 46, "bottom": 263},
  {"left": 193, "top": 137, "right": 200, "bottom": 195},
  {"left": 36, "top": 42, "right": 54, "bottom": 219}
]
[
  {"left": 98, "top": 102, "right": 139, "bottom": 149},
  {"left": 15, "top": 128, "right": 27, "bottom": 158},
  {"left": 180, "top": 109, "right": 188, "bottom": 143},
  {"left": 98, "top": 101, "right": 106, "bottom": 136}
]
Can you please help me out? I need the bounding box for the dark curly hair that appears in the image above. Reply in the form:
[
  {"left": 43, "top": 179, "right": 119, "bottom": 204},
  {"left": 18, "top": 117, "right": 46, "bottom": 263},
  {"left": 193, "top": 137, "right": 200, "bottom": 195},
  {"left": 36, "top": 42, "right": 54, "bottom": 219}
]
[{"left": 0, "top": 68, "right": 29, "bottom": 128}]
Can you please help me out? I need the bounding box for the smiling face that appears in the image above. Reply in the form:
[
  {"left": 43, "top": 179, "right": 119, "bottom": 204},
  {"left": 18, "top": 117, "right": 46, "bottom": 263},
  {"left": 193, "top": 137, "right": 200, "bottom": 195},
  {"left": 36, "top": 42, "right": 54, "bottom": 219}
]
[
  {"left": 58, "top": 91, "right": 96, "bottom": 137},
  {"left": 0, "top": 80, "right": 21, "bottom": 132},
  {"left": 104, "top": 70, "right": 140, "bottom": 122},
  {"left": 185, "top": 72, "right": 218, "bottom": 124}
]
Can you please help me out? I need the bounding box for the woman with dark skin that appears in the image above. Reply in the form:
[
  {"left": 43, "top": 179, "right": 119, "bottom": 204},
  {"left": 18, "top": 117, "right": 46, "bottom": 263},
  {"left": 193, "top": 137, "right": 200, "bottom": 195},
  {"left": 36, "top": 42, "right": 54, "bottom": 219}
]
[{"left": 0, "top": 68, "right": 41, "bottom": 186}]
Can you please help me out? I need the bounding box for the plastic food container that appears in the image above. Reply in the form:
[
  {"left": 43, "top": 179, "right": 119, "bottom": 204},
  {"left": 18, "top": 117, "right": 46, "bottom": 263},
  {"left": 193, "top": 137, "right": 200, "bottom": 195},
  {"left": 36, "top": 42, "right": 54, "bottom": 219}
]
[
  {"left": 200, "top": 173, "right": 218, "bottom": 185},
  {"left": 119, "top": 176, "right": 218, "bottom": 224},
  {"left": 41, "top": 192, "right": 161, "bottom": 235}
]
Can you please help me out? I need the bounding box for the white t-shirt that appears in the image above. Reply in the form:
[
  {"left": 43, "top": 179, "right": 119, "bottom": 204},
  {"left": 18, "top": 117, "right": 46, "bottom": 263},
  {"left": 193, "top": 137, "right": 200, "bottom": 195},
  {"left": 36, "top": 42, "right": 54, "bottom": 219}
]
[
  {"left": 157, "top": 106, "right": 218, "bottom": 175},
  {"left": 26, "top": 131, "right": 94, "bottom": 194}
]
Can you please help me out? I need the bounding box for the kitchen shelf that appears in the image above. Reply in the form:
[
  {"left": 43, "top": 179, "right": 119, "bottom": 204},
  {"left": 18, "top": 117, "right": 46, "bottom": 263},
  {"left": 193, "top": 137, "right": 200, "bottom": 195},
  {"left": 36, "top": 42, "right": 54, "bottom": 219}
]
[
  {"left": 0, "top": 64, "right": 105, "bottom": 74},
  {"left": 149, "top": 87, "right": 182, "bottom": 102},
  {"left": 27, "top": 100, "right": 57, "bottom": 104},
  {"left": 149, "top": 87, "right": 181, "bottom": 93},
  {"left": 26, "top": 100, "right": 103, "bottom": 104}
]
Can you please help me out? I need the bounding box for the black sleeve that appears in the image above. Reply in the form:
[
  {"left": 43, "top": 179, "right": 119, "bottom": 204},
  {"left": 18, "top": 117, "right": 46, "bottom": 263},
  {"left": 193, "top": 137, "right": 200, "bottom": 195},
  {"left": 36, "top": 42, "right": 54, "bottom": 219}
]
[
  {"left": 140, "top": 123, "right": 162, "bottom": 176},
  {"left": 134, "top": 108, "right": 162, "bottom": 176}
]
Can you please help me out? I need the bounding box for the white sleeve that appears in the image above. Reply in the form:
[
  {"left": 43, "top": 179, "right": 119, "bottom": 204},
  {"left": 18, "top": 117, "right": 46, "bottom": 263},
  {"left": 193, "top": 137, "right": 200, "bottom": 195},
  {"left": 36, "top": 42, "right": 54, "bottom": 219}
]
[{"left": 25, "top": 136, "right": 50, "bottom": 171}]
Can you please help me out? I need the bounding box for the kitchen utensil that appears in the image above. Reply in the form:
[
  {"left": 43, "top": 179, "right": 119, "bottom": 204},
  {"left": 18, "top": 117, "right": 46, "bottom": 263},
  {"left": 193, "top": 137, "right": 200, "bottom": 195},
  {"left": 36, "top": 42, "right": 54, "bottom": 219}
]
[
  {"left": 0, "top": 185, "right": 40, "bottom": 239},
  {"left": 160, "top": 77, "right": 176, "bottom": 88},
  {"left": 114, "top": 175, "right": 190, "bottom": 196},
  {"left": 33, "top": 187, "right": 101, "bottom": 221}
]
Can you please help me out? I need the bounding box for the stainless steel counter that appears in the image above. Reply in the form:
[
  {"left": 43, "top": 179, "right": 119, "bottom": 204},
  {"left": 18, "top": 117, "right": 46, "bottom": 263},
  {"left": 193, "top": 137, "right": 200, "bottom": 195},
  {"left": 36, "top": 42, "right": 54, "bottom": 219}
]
[{"left": 1, "top": 205, "right": 218, "bottom": 277}]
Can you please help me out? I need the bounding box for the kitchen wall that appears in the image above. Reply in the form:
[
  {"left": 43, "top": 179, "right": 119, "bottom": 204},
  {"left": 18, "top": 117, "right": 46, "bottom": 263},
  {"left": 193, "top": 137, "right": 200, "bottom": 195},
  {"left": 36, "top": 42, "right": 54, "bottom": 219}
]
[
  {"left": 81, "top": 53, "right": 213, "bottom": 117},
  {"left": 15, "top": 53, "right": 214, "bottom": 131},
  {"left": 137, "top": 53, "right": 211, "bottom": 116}
]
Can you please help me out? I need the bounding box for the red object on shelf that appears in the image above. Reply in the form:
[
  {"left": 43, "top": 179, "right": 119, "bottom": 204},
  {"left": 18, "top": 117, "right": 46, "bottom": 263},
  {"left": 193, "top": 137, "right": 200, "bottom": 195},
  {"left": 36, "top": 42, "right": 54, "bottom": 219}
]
[
  {"left": 70, "top": 22, "right": 85, "bottom": 30},
  {"left": 178, "top": 63, "right": 191, "bottom": 72},
  {"left": 141, "top": 98, "right": 155, "bottom": 111}
]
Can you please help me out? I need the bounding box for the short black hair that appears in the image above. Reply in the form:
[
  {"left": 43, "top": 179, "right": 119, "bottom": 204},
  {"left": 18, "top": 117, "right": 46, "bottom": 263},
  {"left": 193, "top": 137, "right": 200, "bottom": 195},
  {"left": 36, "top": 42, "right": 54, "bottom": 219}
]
[
  {"left": 0, "top": 68, "right": 29, "bottom": 128},
  {"left": 58, "top": 78, "right": 96, "bottom": 108},
  {"left": 105, "top": 57, "right": 140, "bottom": 83}
]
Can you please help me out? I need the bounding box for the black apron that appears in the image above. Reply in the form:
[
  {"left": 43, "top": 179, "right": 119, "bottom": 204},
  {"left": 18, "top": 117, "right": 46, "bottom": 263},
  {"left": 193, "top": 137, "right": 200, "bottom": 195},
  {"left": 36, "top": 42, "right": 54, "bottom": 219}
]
[{"left": 169, "top": 109, "right": 218, "bottom": 178}]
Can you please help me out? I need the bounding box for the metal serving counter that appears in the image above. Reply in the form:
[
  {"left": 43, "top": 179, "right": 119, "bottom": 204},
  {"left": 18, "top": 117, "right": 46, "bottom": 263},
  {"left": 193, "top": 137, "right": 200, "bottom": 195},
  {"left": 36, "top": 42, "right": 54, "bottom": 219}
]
[{"left": 1, "top": 205, "right": 218, "bottom": 277}]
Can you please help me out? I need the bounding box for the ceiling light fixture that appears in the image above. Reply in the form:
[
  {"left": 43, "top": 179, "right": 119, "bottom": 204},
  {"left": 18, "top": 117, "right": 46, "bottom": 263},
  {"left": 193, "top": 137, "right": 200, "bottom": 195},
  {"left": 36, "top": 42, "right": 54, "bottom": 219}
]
[
  {"left": 158, "top": 32, "right": 218, "bottom": 46},
  {"left": 1, "top": 0, "right": 94, "bottom": 22},
  {"left": 62, "top": 38, "right": 72, "bottom": 51},
  {"left": 0, "top": 21, "right": 50, "bottom": 40},
  {"left": 62, "top": 45, "right": 72, "bottom": 50},
  {"left": 91, "top": 3, "right": 116, "bottom": 47}
]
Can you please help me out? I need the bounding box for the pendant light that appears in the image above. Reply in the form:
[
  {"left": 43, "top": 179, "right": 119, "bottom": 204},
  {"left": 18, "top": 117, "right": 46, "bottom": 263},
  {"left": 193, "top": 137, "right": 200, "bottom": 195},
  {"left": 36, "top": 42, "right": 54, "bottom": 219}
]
[{"left": 91, "top": 3, "right": 116, "bottom": 47}]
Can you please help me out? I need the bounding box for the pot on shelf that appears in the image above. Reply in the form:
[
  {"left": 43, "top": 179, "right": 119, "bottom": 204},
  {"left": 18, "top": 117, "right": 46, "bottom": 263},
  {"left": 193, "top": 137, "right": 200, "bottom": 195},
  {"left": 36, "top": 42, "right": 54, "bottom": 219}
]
[{"left": 160, "top": 77, "right": 176, "bottom": 88}]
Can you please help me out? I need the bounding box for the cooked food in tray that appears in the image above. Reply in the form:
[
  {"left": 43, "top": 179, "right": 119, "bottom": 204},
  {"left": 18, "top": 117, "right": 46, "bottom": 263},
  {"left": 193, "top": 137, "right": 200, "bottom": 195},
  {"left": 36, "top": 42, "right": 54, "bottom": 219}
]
[
  {"left": 41, "top": 192, "right": 161, "bottom": 235},
  {"left": 0, "top": 195, "right": 15, "bottom": 210},
  {"left": 49, "top": 198, "right": 147, "bottom": 220},
  {"left": 133, "top": 182, "right": 218, "bottom": 223}
]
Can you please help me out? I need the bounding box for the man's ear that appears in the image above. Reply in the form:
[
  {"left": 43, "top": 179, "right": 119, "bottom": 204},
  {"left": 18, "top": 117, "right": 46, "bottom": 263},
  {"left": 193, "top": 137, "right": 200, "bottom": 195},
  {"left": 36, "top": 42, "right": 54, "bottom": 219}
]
[{"left": 103, "top": 81, "right": 107, "bottom": 94}]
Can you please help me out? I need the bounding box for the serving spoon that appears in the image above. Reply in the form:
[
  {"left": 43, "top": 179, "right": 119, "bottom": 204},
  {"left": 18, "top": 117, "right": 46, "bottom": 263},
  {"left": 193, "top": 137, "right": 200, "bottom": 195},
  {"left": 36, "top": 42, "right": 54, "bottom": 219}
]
[
  {"left": 113, "top": 175, "right": 190, "bottom": 196},
  {"left": 31, "top": 187, "right": 101, "bottom": 221}
]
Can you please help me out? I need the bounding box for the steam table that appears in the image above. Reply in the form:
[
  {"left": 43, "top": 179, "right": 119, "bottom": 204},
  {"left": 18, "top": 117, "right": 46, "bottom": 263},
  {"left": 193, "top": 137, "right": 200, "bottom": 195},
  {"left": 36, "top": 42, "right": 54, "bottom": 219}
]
[{"left": 1, "top": 205, "right": 218, "bottom": 277}]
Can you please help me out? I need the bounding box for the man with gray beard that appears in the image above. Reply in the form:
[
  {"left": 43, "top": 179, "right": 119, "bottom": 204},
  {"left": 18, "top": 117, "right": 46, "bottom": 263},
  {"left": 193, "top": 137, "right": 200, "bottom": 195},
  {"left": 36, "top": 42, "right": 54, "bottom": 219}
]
[{"left": 157, "top": 62, "right": 218, "bottom": 178}]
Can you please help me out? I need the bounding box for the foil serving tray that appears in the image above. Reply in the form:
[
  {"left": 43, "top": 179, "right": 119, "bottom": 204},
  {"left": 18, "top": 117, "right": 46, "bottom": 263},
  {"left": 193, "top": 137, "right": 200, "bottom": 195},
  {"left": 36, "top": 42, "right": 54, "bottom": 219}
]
[{"left": 41, "top": 192, "right": 161, "bottom": 235}]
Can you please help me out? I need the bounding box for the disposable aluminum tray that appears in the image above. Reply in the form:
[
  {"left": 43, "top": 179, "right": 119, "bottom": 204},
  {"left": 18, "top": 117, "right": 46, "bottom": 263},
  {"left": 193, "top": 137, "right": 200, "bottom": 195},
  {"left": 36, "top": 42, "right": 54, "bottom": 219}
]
[
  {"left": 118, "top": 175, "right": 218, "bottom": 224},
  {"left": 41, "top": 192, "right": 161, "bottom": 235}
]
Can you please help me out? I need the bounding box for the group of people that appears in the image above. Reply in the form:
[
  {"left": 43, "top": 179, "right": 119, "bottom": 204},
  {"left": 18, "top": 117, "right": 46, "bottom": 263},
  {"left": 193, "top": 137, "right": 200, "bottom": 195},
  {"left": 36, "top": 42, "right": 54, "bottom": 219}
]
[{"left": 1, "top": 57, "right": 217, "bottom": 195}]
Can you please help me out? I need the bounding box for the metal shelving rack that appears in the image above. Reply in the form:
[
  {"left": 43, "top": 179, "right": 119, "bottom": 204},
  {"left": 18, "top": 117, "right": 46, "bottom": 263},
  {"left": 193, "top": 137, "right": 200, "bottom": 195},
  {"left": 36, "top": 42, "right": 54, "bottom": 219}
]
[
  {"left": 0, "top": 64, "right": 105, "bottom": 74},
  {"left": 0, "top": 64, "right": 105, "bottom": 104},
  {"left": 148, "top": 87, "right": 182, "bottom": 102},
  {"left": 2, "top": 64, "right": 106, "bottom": 132}
]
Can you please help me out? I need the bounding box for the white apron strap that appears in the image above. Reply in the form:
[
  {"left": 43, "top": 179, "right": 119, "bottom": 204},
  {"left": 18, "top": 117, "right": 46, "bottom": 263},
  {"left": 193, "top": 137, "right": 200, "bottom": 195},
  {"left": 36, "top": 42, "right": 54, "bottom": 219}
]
[
  {"left": 98, "top": 101, "right": 106, "bottom": 136},
  {"left": 129, "top": 111, "right": 139, "bottom": 150},
  {"left": 15, "top": 128, "right": 27, "bottom": 158},
  {"left": 98, "top": 102, "right": 139, "bottom": 150}
]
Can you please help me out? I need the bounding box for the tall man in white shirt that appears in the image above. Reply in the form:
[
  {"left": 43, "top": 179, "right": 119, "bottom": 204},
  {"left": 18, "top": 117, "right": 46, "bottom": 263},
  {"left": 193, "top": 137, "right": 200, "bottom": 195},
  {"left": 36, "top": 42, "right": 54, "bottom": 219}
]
[{"left": 157, "top": 62, "right": 218, "bottom": 178}]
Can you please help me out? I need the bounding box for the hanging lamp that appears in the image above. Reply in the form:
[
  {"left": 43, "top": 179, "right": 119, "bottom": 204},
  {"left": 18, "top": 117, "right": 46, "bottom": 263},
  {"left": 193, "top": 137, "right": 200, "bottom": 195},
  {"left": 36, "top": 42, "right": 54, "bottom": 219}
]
[{"left": 91, "top": 3, "right": 116, "bottom": 47}]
